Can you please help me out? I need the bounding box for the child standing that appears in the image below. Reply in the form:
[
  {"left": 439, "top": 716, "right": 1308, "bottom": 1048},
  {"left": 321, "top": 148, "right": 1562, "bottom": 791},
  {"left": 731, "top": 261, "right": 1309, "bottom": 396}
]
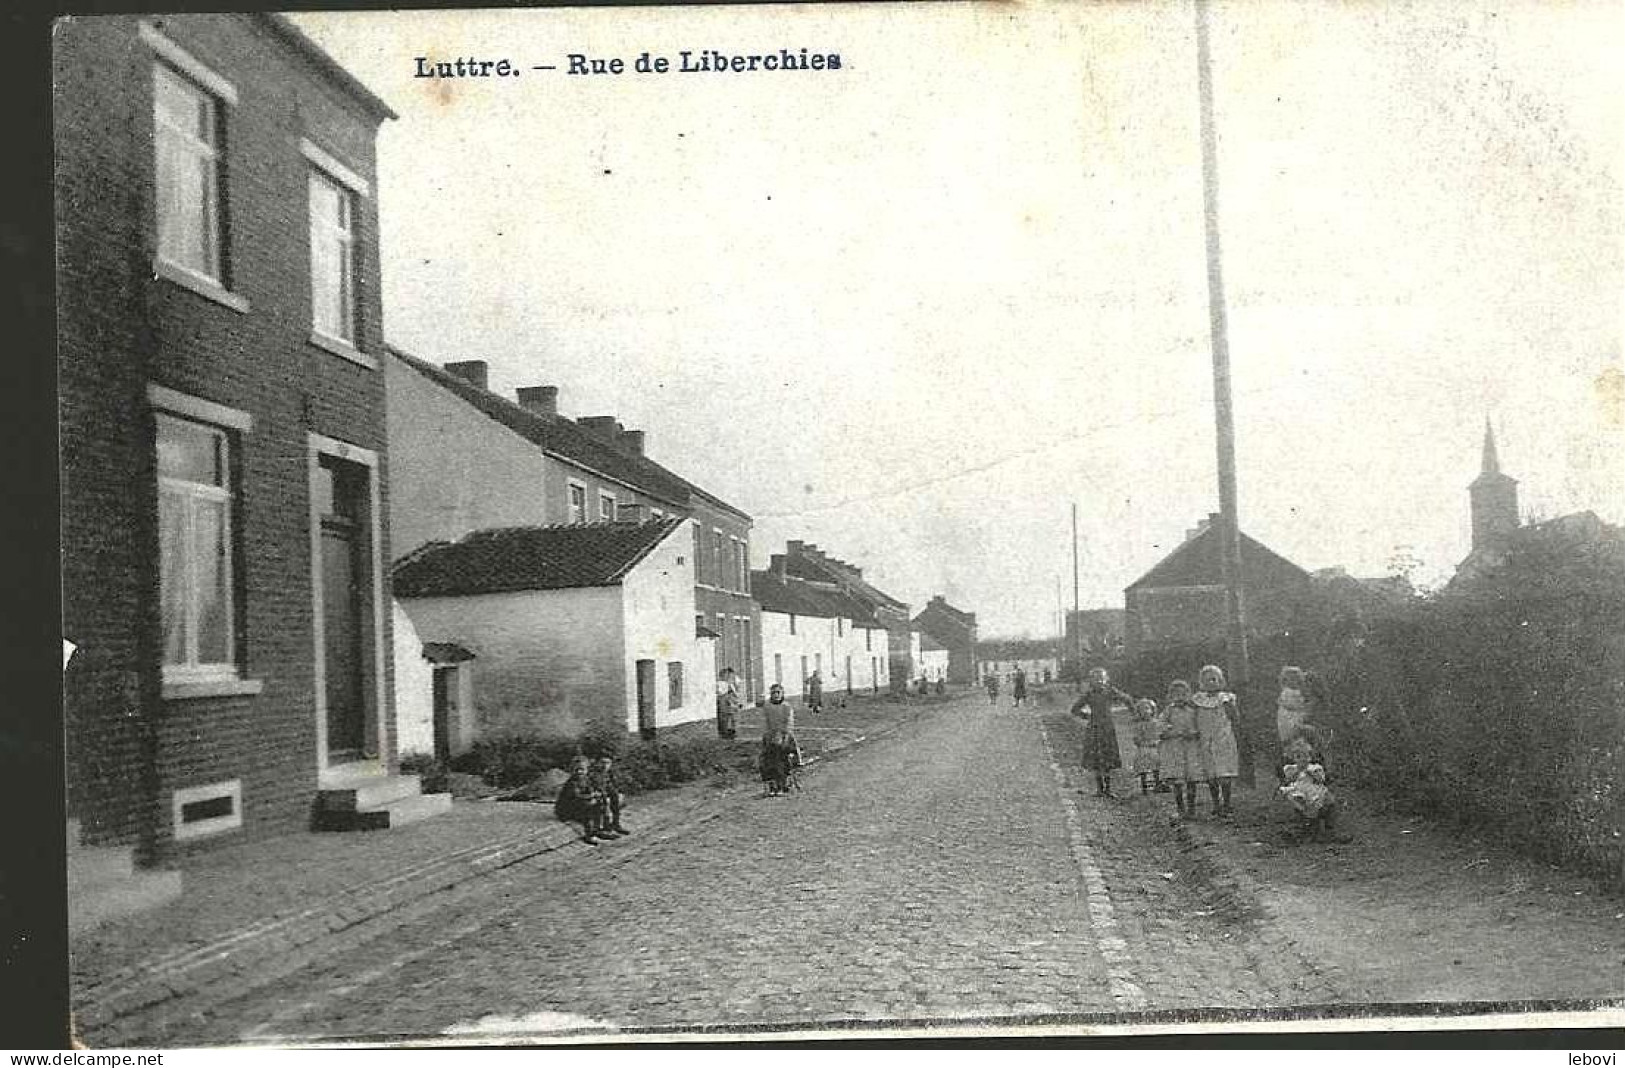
[
  {"left": 589, "top": 755, "right": 629, "bottom": 837},
  {"left": 1130, "top": 698, "right": 1162, "bottom": 795},
  {"left": 1159, "top": 680, "right": 1203, "bottom": 818},
  {"left": 1194, "top": 664, "right": 1242, "bottom": 817},
  {"left": 1071, "top": 667, "right": 1129, "bottom": 797},
  {"left": 1275, "top": 666, "right": 1309, "bottom": 782}
]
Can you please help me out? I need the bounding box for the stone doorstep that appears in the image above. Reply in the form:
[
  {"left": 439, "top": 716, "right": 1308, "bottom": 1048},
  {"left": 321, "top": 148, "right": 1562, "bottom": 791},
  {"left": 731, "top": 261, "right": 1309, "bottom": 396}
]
[{"left": 79, "top": 710, "right": 920, "bottom": 1033}]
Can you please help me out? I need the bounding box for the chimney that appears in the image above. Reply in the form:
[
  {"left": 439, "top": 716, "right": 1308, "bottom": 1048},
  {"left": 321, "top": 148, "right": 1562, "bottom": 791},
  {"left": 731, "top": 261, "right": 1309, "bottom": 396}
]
[
  {"left": 444, "top": 360, "right": 489, "bottom": 391},
  {"left": 787, "top": 540, "right": 805, "bottom": 555},
  {"left": 619, "top": 429, "right": 646, "bottom": 456},
  {"left": 770, "top": 553, "right": 787, "bottom": 578},
  {"left": 578, "top": 416, "right": 621, "bottom": 440},
  {"left": 516, "top": 385, "right": 558, "bottom": 417}
]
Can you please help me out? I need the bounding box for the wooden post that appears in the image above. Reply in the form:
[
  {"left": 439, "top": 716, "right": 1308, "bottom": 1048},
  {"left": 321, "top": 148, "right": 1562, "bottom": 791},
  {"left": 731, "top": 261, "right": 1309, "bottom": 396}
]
[{"left": 1196, "top": 0, "right": 1254, "bottom": 784}]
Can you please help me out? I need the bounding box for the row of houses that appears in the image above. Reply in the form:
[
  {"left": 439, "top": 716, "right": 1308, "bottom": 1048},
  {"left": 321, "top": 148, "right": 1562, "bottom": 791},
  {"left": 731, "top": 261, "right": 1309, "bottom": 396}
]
[{"left": 56, "top": 14, "right": 984, "bottom": 930}]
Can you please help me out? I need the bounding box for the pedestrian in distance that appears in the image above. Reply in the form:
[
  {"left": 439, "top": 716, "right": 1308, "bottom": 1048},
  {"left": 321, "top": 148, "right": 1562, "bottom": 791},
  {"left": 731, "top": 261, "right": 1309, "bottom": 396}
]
[
  {"left": 1072, "top": 667, "right": 1129, "bottom": 796},
  {"left": 759, "top": 683, "right": 801, "bottom": 796},
  {"left": 985, "top": 671, "right": 1000, "bottom": 705},
  {"left": 1194, "top": 664, "right": 1242, "bottom": 817},
  {"left": 1013, "top": 667, "right": 1028, "bottom": 708},
  {"left": 589, "top": 754, "right": 630, "bottom": 837},
  {"left": 716, "top": 666, "right": 742, "bottom": 740},
  {"left": 807, "top": 670, "right": 824, "bottom": 715},
  {"left": 1159, "top": 680, "right": 1204, "bottom": 818},
  {"left": 1130, "top": 698, "right": 1163, "bottom": 795},
  {"left": 555, "top": 755, "right": 613, "bottom": 844},
  {"left": 934, "top": 676, "right": 945, "bottom": 696}
]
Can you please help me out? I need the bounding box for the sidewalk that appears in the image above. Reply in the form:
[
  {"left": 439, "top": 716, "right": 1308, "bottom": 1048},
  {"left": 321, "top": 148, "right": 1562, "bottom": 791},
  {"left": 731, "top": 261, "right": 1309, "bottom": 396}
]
[{"left": 70, "top": 693, "right": 939, "bottom": 1040}]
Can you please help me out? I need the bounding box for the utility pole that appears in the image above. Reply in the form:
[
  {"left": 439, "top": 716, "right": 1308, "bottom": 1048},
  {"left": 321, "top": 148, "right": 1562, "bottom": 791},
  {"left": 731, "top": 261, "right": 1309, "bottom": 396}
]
[
  {"left": 1196, "top": 0, "right": 1254, "bottom": 785},
  {"left": 1071, "top": 502, "right": 1082, "bottom": 686}
]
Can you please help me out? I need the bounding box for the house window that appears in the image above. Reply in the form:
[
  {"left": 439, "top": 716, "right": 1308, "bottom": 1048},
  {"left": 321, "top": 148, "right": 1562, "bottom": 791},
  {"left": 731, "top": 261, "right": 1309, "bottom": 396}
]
[
  {"left": 172, "top": 779, "right": 242, "bottom": 840},
  {"left": 652, "top": 508, "right": 664, "bottom": 520},
  {"left": 696, "top": 613, "right": 705, "bottom": 635},
  {"left": 837, "top": 617, "right": 845, "bottom": 637},
  {"left": 788, "top": 613, "right": 797, "bottom": 635},
  {"left": 713, "top": 530, "right": 726, "bottom": 589},
  {"left": 692, "top": 522, "right": 705, "bottom": 584},
  {"left": 815, "top": 653, "right": 822, "bottom": 676},
  {"left": 599, "top": 491, "right": 616, "bottom": 523},
  {"left": 308, "top": 169, "right": 357, "bottom": 344},
  {"left": 157, "top": 412, "right": 237, "bottom": 679},
  {"left": 568, "top": 482, "right": 587, "bottom": 524},
  {"left": 153, "top": 63, "right": 223, "bottom": 283},
  {"left": 773, "top": 653, "right": 783, "bottom": 686},
  {"left": 668, "top": 661, "right": 685, "bottom": 709},
  {"left": 865, "top": 628, "right": 872, "bottom": 651}
]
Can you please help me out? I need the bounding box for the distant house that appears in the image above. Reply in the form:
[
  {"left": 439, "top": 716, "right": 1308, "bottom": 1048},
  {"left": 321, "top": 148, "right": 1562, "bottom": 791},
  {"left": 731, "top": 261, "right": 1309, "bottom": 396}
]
[
  {"left": 918, "top": 632, "right": 951, "bottom": 683},
  {"left": 392, "top": 519, "right": 715, "bottom": 741},
  {"left": 976, "top": 637, "right": 1061, "bottom": 684},
  {"left": 751, "top": 565, "right": 889, "bottom": 700},
  {"left": 1065, "top": 608, "right": 1126, "bottom": 664},
  {"left": 914, "top": 595, "right": 979, "bottom": 684},
  {"left": 773, "top": 541, "right": 914, "bottom": 686},
  {"left": 1123, "top": 515, "right": 1312, "bottom": 657},
  {"left": 384, "top": 348, "right": 762, "bottom": 722}
]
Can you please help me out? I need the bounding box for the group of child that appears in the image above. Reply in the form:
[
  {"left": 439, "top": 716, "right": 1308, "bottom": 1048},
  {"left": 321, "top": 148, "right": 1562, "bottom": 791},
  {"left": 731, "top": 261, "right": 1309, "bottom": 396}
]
[
  {"left": 1075, "top": 663, "right": 1343, "bottom": 839},
  {"left": 554, "top": 754, "right": 631, "bottom": 845}
]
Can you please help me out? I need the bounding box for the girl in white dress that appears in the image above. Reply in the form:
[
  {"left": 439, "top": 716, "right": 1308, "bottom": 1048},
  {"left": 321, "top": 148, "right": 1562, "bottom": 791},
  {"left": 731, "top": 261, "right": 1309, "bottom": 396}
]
[{"left": 1194, "top": 664, "right": 1241, "bottom": 817}]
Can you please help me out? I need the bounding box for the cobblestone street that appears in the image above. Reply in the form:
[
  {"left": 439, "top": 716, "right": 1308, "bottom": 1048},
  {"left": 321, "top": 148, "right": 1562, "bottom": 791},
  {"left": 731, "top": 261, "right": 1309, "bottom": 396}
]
[{"left": 133, "top": 692, "right": 1342, "bottom": 1045}]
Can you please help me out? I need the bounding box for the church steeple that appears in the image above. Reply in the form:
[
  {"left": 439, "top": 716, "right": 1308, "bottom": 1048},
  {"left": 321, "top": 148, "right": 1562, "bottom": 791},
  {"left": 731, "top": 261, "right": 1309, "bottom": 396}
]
[
  {"left": 1479, "top": 417, "right": 1501, "bottom": 476},
  {"left": 1469, "top": 417, "right": 1518, "bottom": 551}
]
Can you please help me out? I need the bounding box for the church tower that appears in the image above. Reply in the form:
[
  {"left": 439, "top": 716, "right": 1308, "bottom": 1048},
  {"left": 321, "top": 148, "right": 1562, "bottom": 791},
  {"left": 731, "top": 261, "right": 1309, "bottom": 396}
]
[{"left": 1469, "top": 418, "right": 1519, "bottom": 551}]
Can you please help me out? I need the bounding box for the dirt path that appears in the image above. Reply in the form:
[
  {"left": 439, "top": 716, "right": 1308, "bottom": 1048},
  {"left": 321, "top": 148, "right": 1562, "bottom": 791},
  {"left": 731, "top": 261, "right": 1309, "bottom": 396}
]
[{"left": 1189, "top": 781, "right": 1624, "bottom": 1006}]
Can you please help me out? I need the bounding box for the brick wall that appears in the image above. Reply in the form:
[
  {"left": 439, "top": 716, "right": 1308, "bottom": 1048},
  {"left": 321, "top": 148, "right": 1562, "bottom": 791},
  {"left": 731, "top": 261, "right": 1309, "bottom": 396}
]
[{"left": 57, "top": 14, "right": 393, "bottom": 852}]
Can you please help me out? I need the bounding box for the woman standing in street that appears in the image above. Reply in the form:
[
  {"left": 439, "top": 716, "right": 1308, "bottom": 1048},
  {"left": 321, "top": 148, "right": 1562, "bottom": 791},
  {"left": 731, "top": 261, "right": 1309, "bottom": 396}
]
[{"left": 1072, "top": 667, "right": 1130, "bottom": 796}]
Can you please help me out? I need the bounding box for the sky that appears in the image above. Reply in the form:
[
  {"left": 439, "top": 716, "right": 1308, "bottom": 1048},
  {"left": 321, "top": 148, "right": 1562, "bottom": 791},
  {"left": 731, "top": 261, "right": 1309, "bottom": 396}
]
[{"left": 293, "top": 1, "right": 1624, "bottom": 638}]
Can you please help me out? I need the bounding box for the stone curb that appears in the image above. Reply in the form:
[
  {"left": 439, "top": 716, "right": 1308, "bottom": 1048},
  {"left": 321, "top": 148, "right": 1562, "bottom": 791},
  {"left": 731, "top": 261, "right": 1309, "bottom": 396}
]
[{"left": 75, "top": 708, "right": 924, "bottom": 1040}]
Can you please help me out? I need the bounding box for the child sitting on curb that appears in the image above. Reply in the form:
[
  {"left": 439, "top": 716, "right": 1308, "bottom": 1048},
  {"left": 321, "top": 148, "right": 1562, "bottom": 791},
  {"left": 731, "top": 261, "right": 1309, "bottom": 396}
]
[
  {"left": 555, "top": 756, "right": 614, "bottom": 845},
  {"left": 589, "top": 754, "right": 630, "bottom": 837}
]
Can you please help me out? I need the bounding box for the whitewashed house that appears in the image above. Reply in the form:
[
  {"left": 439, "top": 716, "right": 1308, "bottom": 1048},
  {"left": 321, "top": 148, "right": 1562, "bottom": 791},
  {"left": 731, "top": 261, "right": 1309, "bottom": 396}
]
[
  {"left": 392, "top": 518, "right": 716, "bottom": 742},
  {"left": 752, "top": 567, "right": 889, "bottom": 700}
]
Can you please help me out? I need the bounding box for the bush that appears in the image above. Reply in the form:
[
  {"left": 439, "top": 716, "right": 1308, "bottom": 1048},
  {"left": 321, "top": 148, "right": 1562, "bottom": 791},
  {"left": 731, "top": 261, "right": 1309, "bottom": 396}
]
[
  {"left": 398, "top": 751, "right": 449, "bottom": 794},
  {"left": 466, "top": 733, "right": 582, "bottom": 787}
]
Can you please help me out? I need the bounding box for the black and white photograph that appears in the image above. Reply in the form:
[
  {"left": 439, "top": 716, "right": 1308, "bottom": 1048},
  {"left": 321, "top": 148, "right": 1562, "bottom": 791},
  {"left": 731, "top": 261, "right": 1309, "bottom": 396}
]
[{"left": 52, "top": 0, "right": 1624, "bottom": 1047}]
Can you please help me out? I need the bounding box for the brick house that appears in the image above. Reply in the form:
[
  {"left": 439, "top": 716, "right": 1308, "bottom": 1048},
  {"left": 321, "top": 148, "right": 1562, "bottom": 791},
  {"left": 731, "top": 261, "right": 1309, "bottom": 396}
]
[
  {"left": 384, "top": 349, "right": 760, "bottom": 734},
  {"left": 913, "top": 595, "right": 979, "bottom": 685},
  {"left": 392, "top": 520, "right": 717, "bottom": 741},
  {"left": 57, "top": 14, "right": 444, "bottom": 921},
  {"left": 1122, "top": 515, "right": 1312, "bottom": 657},
  {"left": 752, "top": 562, "right": 889, "bottom": 701}
]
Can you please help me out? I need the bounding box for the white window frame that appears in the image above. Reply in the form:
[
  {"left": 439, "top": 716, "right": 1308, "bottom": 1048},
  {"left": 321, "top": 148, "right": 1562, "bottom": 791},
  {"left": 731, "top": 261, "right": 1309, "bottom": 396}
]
[
  {"left": 151, "top": 387, "right": 252, "bottom": 688},
  {"left": 307, "top": 168, "right": 359, "bottom": 350},
  {"left": 172, "top": 778, "right": 242, "bottom": 840},
  {"left": 567, "top": 480, "right": 588, "bottom": 524},
  {"left": 599, "top": 490, "right": 617, "bottom": 523},
  {"left": 152, "top": 65, "right": 230, "bottom": 293}
]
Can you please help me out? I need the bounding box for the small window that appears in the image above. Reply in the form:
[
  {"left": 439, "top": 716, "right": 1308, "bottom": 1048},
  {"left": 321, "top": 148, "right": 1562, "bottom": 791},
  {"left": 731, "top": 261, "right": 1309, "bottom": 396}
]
[
  {"left": 599, "top": 491, "right": 616, "bottom": 523},
  {"left": 157, "top": 412, "right": 237, "bottom": 678},
  {"left": 695, "top": 613, "right": 705, "bottom": 635},
  {"left": 837, "top": 617, "right": 844, "bottom": 636},
  {"left": 773, "top": 653, "right": 783, "bottom": 686},
  {"left": 568, "top": 482, "right": 587, "bottom": 524},
  {"left": 788, "top": 613, "right": 797, "bottom": 635},
  {"left": 713, "top": 530, "right": 726, "bottom": 588},
  {"left": 865, "top": 628, "right": 872, "bottom": 651},
  {"left": 153, "top": 64, "right": 223, "bottom": 282},
  {"left": 309, "top": 169, "right": 357, "bottom": 343},
  {"left": 668, "top": 661, "right": 684, "bottom": 708},
  {"left": 172, "top": 779, "right": 242, "bottom": 840}
]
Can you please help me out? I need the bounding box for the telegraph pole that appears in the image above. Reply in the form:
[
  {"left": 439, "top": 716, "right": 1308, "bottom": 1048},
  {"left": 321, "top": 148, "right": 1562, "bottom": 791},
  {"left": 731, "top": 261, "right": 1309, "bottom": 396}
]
[
  {"left": 1196, "top": 0, "right": 1254, "bottom": 783},
  {"left": 1071, "top": 502, "right": 1082, "bottom": 685}
]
